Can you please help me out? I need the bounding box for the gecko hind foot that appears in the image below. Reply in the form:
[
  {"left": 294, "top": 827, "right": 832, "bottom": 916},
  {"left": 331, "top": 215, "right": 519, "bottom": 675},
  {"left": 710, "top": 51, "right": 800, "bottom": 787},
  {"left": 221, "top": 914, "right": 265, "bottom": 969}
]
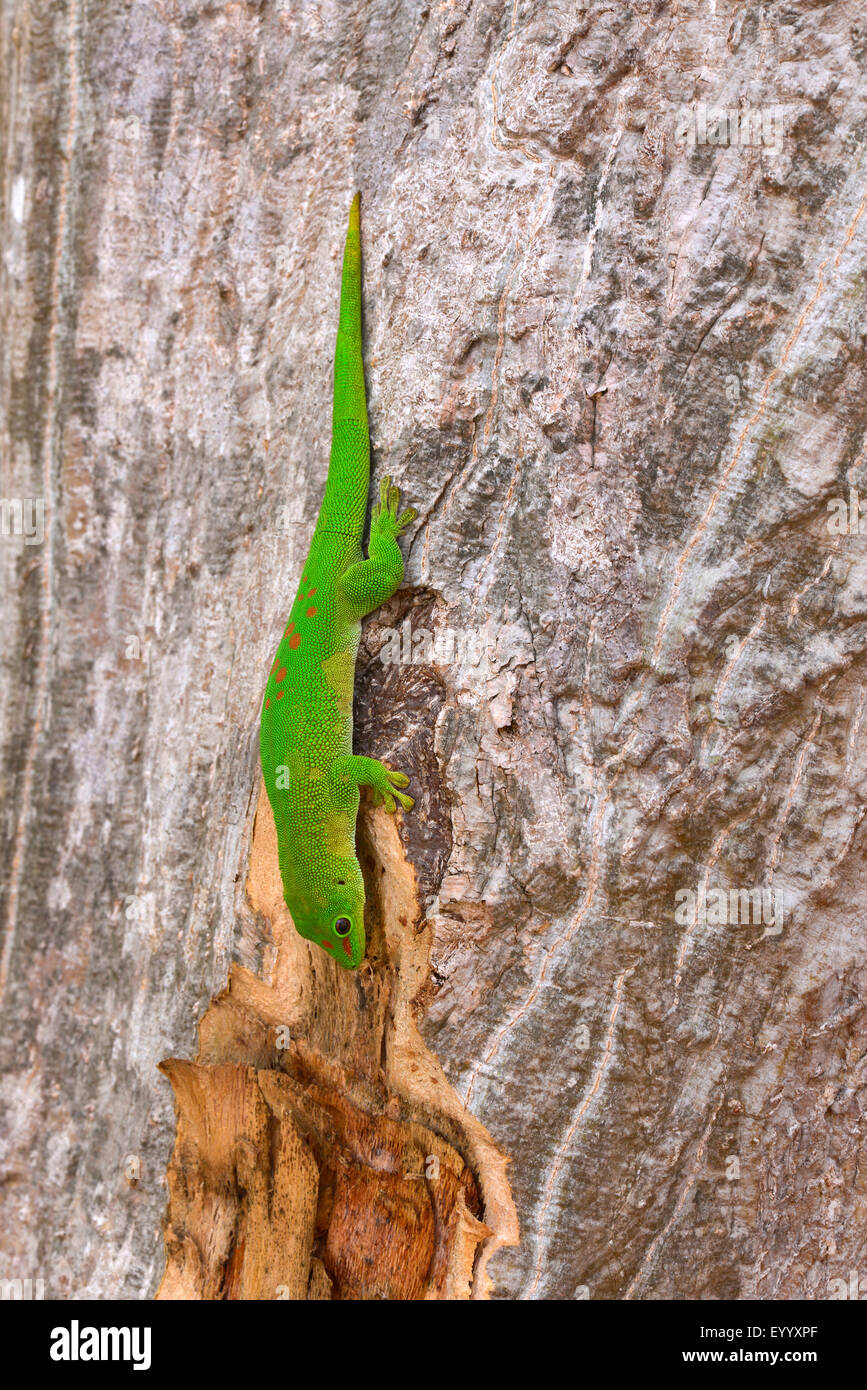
[{"left": 372, "top": 475, "right": 416, "bottom": 539}]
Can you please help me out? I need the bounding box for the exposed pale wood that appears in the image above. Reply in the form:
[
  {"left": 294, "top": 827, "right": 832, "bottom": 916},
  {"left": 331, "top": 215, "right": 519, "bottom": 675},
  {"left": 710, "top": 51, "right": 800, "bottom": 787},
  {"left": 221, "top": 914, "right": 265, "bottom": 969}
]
[{"left": 155, "top": 791, "right": 502, "bottom": 1299}]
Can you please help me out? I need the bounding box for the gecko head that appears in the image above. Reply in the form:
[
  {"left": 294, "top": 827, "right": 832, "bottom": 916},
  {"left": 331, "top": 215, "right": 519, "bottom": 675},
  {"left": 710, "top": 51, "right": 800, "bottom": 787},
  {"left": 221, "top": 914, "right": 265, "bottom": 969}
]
[
  {"left": 288, "top": 864, "right": 366, "bottom": 970},
  {"left": 321, "top": 892, "right": 366, "bottom": 970}
]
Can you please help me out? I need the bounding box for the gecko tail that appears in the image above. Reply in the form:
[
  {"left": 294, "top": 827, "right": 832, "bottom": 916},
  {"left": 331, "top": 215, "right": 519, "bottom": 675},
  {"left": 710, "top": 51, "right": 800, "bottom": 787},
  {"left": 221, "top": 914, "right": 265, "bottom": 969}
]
[
  {"left": 320, "top": 193, "right": 370, "bottom": 536},
  {"left": 347, "top": 188, "right": 360, "bottom": 238},
  {"left": 332, "top": 192, "right": 367, "bottom": 431}
]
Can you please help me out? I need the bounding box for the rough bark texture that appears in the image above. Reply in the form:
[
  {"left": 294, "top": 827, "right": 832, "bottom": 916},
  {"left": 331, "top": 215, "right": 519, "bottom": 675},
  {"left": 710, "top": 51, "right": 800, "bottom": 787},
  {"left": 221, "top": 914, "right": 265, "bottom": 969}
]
[{"left": 2, "top": 0, "right": 867, "bottom": 1300}]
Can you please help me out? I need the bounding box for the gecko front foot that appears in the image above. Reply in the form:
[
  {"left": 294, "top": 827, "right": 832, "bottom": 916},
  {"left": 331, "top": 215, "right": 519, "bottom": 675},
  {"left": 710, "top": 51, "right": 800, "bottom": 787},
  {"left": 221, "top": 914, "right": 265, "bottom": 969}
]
[
  {"left": 371, "top": 766, "right": 415, "bottom": 813},
  {"left": 334, "top": 754, "right": 415, "bottom": 813}
]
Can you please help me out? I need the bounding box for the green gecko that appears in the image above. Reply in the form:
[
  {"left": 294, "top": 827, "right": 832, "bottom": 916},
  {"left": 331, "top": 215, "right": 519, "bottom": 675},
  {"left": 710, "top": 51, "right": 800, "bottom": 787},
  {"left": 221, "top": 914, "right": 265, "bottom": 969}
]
[{"left": 260, "top": 193, "right": 416, "bottom": 970}]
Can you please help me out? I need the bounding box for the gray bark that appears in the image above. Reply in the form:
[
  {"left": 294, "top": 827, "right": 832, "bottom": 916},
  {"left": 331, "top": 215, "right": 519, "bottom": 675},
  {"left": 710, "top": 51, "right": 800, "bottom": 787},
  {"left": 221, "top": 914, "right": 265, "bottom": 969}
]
[{"left": 2, "top": 0, "right": 866, "bottom": 1300}]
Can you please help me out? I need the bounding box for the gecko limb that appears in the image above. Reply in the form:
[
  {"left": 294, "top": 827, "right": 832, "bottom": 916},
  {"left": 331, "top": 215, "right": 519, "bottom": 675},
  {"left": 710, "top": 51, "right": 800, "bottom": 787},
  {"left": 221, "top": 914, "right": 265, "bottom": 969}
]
[
  {"left": 339, "top": 476, "right": 416, "bottom": 617},
  {"left": 333, "top": 754, "right": 414, "bottom": 812}
]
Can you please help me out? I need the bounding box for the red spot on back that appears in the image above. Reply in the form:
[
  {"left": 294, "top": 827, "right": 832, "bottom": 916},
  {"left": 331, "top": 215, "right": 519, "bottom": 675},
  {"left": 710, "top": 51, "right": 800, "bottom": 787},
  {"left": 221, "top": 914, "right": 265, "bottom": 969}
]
[
  {"left": 289, "top": 633, "right": 301, "bottom": 650},
  {"left": 271, "top": 658, "right": 280, "bottom": 672},
  {"left": 306, "top": 606, "right": 317, "bottom": 618},
  {"left": 307, "top": 588, "right": 316, "bottom": 597},
  {"left": 275, "top": 666, "right": 286, "bottom": 683},
  {"left": 285, "top": 621, "right": 295, "bottom": 636},
  {"left": 265, "top": 697, "right": 270, "bottom": 709},
  {"left": 276, "top": 690, "right": 284, "bottom": 700}
]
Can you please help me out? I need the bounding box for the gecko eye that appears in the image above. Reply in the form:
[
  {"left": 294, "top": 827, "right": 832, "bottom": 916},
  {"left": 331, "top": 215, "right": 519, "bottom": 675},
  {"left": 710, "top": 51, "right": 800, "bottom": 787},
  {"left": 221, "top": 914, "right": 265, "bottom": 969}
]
[{"left": 333, "top": 916, "right": 352, "bottom": 936}]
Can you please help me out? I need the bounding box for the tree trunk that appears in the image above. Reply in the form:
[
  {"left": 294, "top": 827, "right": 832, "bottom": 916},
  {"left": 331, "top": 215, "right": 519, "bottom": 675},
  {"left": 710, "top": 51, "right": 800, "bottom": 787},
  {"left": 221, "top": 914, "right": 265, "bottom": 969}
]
[{"left": 1, "top": 0, "right": 865, "bottom": 1300}]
